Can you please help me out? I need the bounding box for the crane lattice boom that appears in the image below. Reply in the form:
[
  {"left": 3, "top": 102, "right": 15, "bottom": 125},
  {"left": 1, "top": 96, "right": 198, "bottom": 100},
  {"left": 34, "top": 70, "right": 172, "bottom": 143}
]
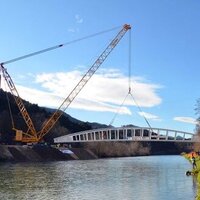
[
  {"left": 38, "top": 24, "right": 131, "bottom": 139},
  {"left": 1, "top": 24, "right": 131, "bottom": 143},
  {"left": 0, "top": 64, "right": 38, "bottom": 141}
]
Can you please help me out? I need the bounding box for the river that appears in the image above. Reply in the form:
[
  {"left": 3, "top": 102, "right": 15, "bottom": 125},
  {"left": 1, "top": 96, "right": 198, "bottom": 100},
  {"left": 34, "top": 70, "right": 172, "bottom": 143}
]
[{"left": 0, "top": 155, "right": 196, "bottom": 200}]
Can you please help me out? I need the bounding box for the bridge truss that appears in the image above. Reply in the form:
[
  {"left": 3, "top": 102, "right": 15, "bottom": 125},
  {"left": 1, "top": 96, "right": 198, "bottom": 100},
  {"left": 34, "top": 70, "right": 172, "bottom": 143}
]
[{"left": 54, "top": 127, "right": 195, "bottom": 143}]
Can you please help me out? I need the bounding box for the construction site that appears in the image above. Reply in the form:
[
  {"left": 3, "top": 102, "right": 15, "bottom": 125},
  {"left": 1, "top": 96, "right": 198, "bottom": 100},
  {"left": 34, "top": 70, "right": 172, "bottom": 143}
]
[
  {"left": 0, "top": 24, "right": 194, "bottom": 162},
  {"left": 0, "top": 24, "right": 135, "bottom": 161}
]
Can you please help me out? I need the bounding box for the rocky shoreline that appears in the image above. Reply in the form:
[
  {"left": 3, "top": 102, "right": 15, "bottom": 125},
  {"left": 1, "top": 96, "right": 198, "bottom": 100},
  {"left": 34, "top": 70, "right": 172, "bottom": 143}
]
[
  {"left": 0, "top": 141, "right": 193, "bottom": 162},
  {"left": 0, "top": 145, "right": 97, "bottom": 162}
]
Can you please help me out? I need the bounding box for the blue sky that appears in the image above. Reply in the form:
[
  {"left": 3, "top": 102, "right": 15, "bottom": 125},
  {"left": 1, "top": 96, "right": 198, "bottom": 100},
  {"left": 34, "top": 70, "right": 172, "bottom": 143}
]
[{"left": 0, "top": 0, "right": 199, "bottom": 133}]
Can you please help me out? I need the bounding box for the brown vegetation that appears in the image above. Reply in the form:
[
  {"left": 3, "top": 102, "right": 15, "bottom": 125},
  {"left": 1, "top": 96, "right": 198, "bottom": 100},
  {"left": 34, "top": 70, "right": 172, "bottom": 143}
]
[
  {"left": 85, "top": 141, "right": 150, "bottom": 158},
  {"left": 194, "top": 98, "right": 200, "bottom": 151}
]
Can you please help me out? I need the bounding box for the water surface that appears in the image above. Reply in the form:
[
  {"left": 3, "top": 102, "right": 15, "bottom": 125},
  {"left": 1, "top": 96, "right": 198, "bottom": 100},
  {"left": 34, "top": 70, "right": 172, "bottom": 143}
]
[{"left": 0, "top": 155, "right": 195, "bottom": 200}]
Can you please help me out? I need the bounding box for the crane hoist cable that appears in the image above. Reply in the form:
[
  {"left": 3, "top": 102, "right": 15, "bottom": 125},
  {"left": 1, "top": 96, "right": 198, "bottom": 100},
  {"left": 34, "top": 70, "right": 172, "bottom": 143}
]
[
  {"left": 129, "top": 92, "right": 153, "bottom": 131},
  {"left": 108, "top": 28, "right": 153, "bottom": 131},
  {"left": 127, "top": 29, "right": 152, "bottom": 130},
  {"left": 128, "top": 29, "right": 132, "bottom": 94},
  {"left": 108, "top": 30, "right": 132, "bottom": 126},
  {"left": 1, "top": 26, "right": 120, "bottom": 66},
  {"left": 109, "top": 93, "right": 129, "bottom": 126}
]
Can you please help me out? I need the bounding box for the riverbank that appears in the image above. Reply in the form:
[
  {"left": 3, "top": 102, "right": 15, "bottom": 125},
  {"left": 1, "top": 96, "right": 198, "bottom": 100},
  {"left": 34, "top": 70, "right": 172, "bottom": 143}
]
[
  {"left": 84, "top": 141, "right": 193, "bottom": 158},
  {"left": 0, "top": 145, "right": 97, "bottom": 162},
  {"left": 183, "top": 152, "right": 200, "bottom": 200},
  {"left": 0, "top": 141, "right": 193, "bottom": 162}
]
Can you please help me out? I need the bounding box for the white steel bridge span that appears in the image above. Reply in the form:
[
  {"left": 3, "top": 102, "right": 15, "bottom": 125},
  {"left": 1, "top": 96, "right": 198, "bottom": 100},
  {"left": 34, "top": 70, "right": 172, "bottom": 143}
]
[{"left": 54, "top": 127, "right": 195, "bottom": 143}]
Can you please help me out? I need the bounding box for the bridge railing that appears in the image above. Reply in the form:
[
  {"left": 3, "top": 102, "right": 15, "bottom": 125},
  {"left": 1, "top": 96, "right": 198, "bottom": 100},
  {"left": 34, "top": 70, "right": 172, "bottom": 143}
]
[{"left": 54, "top": 127, "right": 195, "bottom": 143}]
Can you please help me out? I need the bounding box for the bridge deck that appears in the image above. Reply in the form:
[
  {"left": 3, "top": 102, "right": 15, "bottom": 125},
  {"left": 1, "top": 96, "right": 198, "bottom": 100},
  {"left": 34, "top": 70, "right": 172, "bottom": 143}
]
[{"left": 54, "top": 127, "right": 195, "bottom": 143}]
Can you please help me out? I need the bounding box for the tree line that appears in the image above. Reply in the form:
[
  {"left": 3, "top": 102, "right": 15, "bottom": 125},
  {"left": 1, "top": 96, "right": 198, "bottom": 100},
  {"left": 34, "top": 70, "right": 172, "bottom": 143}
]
[{"left": 0, "top": 89, "right": 92, "bottom": 144}]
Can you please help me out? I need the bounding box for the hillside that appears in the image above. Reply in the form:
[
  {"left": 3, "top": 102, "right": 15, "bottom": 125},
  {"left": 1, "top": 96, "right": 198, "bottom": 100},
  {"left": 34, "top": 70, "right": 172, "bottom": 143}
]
[{"left": 0, "top": 89, "right": 108, "bottom": 144}]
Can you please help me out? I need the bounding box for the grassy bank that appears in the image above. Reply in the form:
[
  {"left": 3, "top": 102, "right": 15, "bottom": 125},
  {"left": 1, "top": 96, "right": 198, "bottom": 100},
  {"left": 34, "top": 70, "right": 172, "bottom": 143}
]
[{"left": 183, "top": 152, "right": 200, "bottom": 200}]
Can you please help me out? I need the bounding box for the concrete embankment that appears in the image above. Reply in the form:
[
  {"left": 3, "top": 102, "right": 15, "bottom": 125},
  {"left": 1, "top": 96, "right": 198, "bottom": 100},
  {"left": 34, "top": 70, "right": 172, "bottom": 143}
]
[
  {"left": 84, "top": 141, "right": 193, "bottom": 158},
  {"left": 0, "top": 145, "right": 98, "bottom": 162},
  {"left": 146, "top": 141, "right": 193, "bottom": 155},
  {"left": 0, "top": 141, "right": 192, "bottom": 162}
]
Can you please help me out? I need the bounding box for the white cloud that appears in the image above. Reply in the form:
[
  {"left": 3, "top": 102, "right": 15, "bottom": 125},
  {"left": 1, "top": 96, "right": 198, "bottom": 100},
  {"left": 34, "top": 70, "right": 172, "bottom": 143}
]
[
  {"left": 173, "top": 117, "right": 199, "bottom": 125},
  {"left": 72, "top": 98, "right": 131, "bottom": 114},
  {"left": 34, "top": 69, "right": 162, "bottom": 112},
  {"left": 13, "top": 85, "right": 131, "bottom": 115},
  {"left": 68, "top": 28, "right": 76, "bottom": 33},
  {"left": 3, "top": 68, "right": 162, "bottom": 115},
  {"left": 17, "top": 85, "right": 63, "bottom": 108},
  {"left": 67, "top": 15, "right": 83, "bottom": 33},
  {"left": 75, "top": 14, "right": 83, "bottom": 23},
  {"left": 138, "top": 111, "right": 161, "bottom": 121}
]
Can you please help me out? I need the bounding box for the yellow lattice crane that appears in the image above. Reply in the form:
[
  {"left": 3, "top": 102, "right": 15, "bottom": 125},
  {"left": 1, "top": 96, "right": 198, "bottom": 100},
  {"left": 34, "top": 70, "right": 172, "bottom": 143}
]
[{"left": 0, "top": 24, "right": 131, "bottom": 143}]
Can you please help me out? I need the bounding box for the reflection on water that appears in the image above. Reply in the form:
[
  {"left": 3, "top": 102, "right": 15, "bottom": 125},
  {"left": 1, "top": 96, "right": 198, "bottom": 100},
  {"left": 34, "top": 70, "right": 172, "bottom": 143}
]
[{"left": 0, "top": 156, "right": 196, "bottom": 200}]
